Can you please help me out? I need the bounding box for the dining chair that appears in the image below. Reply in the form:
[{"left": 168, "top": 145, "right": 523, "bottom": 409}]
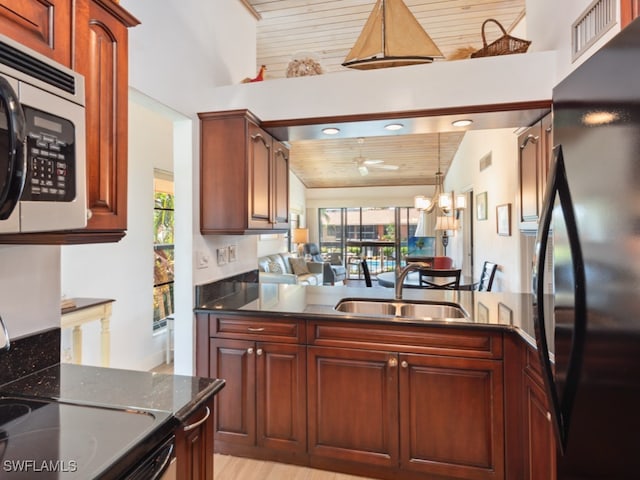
[
  {"left": 418, "top": 268, "right": 461, "bottom": 289},
  {"left": 477, "top": 261, "right": 498, "bottom": 292}
]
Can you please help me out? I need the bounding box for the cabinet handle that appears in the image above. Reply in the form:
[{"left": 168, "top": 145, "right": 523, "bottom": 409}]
[
  {"left": 401, "top": 360, "right": 408, "bottom": 368},
  {"left": 388, "top": 357, "right": 398, "bottom": 367},
  {"left": 520, "top": 134, "right": 539, "bottom": 149},
  {"left": 256, "top": 348, "right": 263, "bottom": 356},
  {"left": 546, "top": 411, "right": 552, "bottom": 422},
  {"left": 251, "top": 133, "right": 270, "bottom": 149},
  {"left": 247, "top": 347, "right": 254, "bottom": 355},
  {"left": 183, "top": 406, "right": 210, "bottom": 432},
  {"left": 247, "top": 327, "right": 265, "bottom": 332}
]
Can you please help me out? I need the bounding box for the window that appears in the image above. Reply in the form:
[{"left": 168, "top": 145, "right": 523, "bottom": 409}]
[
  {"left": 318, "top": 207, "right": 423, "bottom": 278},
  {"left": 153, "top": 170, "right": 174, "bottom": 331}
]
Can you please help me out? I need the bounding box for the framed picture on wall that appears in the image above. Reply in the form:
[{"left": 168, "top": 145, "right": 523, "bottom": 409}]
[
  {"left": 476, "top": 192, "right": 488, "bottom": 221},
  {"left": 496, "top": 203, "right": 511, "bottom": 236}
]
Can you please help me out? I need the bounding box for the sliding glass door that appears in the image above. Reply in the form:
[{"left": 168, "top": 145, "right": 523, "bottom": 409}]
[{"left": 318, "top": 207, "right": 423, "bottom": 279}]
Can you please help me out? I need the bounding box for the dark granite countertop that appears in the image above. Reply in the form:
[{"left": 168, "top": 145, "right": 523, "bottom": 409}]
[
  {"left": 0, "top": 363, "right": 225, "bottom": 423},
  {"left": 195, "top": 281, "right": 552, "bottom": 349}
]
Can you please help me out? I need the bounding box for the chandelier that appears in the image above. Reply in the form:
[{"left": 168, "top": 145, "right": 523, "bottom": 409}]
[{"left": 413, "top": 134, "right": 466, "bottom": 238}]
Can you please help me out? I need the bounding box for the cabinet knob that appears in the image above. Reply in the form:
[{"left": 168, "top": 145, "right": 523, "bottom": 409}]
[
  {"left": 247, "top": 347, "right": 254, "bottom": 355},
  {"left": 256, "top": 348, "right": 263, "bottom": 356},
  {"left": 401, "top": 360, "right": 408, "bottom": 368},
  {"left": 86, "top": 209, "right": 93, "bottom": 220},
  {"left": 388, "top": 357, "right": 398, "bottom": 367}
]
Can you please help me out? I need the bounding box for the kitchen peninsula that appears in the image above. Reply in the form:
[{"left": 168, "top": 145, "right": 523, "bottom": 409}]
[{"left": 194, "top": 276, "right": 555, "bottom": 480}]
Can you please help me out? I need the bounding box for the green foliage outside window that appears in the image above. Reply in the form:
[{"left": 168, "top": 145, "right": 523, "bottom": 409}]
[{"left": 153, "top": 192, "right": 175, "bottom": 330}]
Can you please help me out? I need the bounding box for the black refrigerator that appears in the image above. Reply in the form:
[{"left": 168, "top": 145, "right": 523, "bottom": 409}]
[{"left": 533, "top": 17, "right": 640, "bottom": 480}]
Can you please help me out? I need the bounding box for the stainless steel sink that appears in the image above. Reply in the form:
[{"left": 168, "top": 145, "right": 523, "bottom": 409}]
[{"left": 334, "top": 299, "right": 468, "bottom": 320}]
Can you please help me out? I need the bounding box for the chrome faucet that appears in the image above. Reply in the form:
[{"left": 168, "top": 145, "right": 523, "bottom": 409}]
[{"left": 395, "top": 262, "right": 431, "bottom": 300}]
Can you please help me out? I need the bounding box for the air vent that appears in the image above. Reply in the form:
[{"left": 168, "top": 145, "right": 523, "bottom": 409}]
[
  {"left": 0, "top": 41, "right": 75, "bottom": 94},
  {"left": 479, "top": 152, "right": 492, "bottom": 172},
  {"left": 572, "top": 0, "right": 617, "bottom": 61}
]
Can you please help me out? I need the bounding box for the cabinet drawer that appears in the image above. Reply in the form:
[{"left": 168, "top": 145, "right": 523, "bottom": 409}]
[
  {"left": 210, "top": 315, "right": 305, "bottom": 343},
  {"left": 308, "top": 321, "right": 502, "bottom": 359}
]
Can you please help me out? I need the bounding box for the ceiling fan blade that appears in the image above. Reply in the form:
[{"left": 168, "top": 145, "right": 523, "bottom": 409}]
[
  {"left": 372, "top": 164, "right": 400, "bottom": 170},
  {"left": 363, "top": 159, "right": 384, "bottom": 165}
]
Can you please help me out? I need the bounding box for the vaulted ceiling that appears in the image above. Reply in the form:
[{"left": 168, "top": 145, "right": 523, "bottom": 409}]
[{"left": 244, "top": 0, "right": 528, "bottom": 189}]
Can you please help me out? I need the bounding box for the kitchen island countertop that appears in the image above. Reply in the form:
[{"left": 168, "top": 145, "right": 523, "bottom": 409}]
[{"left": 195, "top": 281, "right": 549, "bottom": 349}]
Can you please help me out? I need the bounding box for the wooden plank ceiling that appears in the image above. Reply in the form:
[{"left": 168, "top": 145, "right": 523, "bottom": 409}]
[{"left": 245, "top": 0, "right": 527, "bottom": 189}]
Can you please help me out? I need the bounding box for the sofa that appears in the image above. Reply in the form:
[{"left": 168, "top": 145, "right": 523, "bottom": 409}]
[{"left": 258, "top": 252, "right": 324, "bottom": 285}]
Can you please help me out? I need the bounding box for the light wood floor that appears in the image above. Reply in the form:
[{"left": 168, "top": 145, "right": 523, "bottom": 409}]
[{"left": 214, "top": 454, "right": 376, "bottom": 480}]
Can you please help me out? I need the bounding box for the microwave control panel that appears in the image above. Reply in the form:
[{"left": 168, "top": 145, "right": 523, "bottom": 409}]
[{"left": 21, "top": 106, "right": 76, "bottom": 202}]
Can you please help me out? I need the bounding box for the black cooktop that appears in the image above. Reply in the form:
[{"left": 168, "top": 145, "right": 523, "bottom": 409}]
[{"left": 0, "top": 396, "right": 172, "bottom": 479}]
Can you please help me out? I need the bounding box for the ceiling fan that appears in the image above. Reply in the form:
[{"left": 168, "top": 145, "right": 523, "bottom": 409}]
[
  {"left": 354, "top": 137, "right": 399, "bottom": 176},
  {"left": 354, "top": 156, "right": 400, "bottom": 176}
]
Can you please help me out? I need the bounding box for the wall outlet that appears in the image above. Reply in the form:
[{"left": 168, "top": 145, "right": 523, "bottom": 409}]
[
  {"left": 196, "top": 251, "right": 210, "bottom": 269},
  {"left": 217, "top": 248, "right": 228, "bottom": 265},
  {"left": 228, "top": 244, "right": 237, "bottom": 262}
]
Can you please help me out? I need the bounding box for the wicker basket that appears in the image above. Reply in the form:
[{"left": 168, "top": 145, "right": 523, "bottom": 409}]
[{"left": 470, "top": 19, "right": 531, "bottom": 58}]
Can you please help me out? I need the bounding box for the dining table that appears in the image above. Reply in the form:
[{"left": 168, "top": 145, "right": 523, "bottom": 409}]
[{"left": 376, "top": 271, "right": 475, "bottom": 290}]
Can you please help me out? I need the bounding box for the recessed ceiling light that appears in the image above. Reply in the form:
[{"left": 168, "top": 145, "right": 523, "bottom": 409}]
[
  {"left": 322, "top": 127, "right": 340, "bottom": 135},
  {"left": 452, "top": 119, "right": 473, "bottom": 127},
  {"left": 384, "top": 123, "right": 404, "bottom": 131}
]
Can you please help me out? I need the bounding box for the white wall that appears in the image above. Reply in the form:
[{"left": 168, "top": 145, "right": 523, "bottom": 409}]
[
  {"left": 119, "top": 0, "right": 258, "bottom": 375},
  {"left": 444, "top": 129, "right": 525, "bottom": 292},
  {"left": 526, "top": 0, "right": 622, "bottom": 82},
  {"left": 0, "top": 246, "right": 60, "bottom": 339},
  {"left": 61, "top": 96, "right": 174, "bottom": 369}
]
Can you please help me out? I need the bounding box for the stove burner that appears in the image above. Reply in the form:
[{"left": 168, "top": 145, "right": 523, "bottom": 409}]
[{"left": 0, "top": 403, "right": 32, "bottom": 430}]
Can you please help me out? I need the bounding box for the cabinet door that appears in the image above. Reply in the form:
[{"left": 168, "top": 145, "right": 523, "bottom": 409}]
[
  {"left": 209, "top": 338, "right": 256, "bottom": 446},
  {"left": 271, "top": 140, "right": 290, "bottom": 229},
  {"left": 0, "top": 0, "right": 73, "bottom": 67},
  {"left": 539, "top": 113, "right": 553, "bottom": 213},
  {"left": 622, "top": 0, "right": 640, "bottom": 27},
  {"left": 74, "top": 0, "right": 138, "bottom": 237},
  {"left": 307, "top": 346, "right": 399, "bottom": 467},
  {"left": 519, "top": 122, "right": 543, "bottom": 224},
  {"left": 175, "top": 399, "right": 214, "bottom": 480},
  {"left": 247, "top": 123, "right": 272, "bottom": 229},
  {"left": 399, "top": 353, "right": 505, "bottom": 480},
  {"left": 524, "top": 373, "right": 556, "bottom": 480},
  {"left": 256, "top": 342, "right": 306, "bottom": 453}
]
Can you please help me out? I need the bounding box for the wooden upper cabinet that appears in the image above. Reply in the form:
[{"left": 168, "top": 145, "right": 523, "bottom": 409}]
[
  {"left": 199, "top": 109, "right": 290, "bottom": 235},
  {"left": 74, "top": 0, "right": 139, "bottom": 239},
  {"left": 518, "top": 112, "right": 552, "bottom": 232},
  {"left": 621, "top": 0, "right": 640, "bottom": 28},
  {"left": 0, "top": 0, "right": 73, "bottom": 67},
  {"left": 272, "top": 139, "right": 290, "bottom": 229}
]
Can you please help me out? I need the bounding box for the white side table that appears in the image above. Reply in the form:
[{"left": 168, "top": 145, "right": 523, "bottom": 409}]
[{"left": 61, "top": 298, "right": 114, "bottom": 367}]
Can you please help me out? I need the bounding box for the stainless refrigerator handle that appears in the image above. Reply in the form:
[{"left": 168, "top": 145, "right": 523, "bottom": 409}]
[{"left": 534, "top": 145, "right": 588, "bottom": 453}]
